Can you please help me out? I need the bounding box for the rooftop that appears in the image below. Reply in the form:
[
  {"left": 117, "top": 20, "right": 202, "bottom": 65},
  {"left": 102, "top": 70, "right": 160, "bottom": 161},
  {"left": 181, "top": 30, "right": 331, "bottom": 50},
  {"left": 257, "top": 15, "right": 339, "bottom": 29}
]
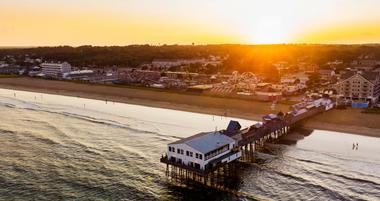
[
  {"left": 169, "top": 131, "right": 234, "bottom": 154},
  {"left": 340, "top": 71, "right": 378, "bottom": 83}
]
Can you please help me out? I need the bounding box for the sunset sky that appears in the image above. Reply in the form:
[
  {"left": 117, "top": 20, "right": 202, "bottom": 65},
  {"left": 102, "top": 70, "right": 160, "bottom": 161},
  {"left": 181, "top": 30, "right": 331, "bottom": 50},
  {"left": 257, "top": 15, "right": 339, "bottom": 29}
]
[{"left": 1, "top": 0, "right": 380, "bottom": 46}]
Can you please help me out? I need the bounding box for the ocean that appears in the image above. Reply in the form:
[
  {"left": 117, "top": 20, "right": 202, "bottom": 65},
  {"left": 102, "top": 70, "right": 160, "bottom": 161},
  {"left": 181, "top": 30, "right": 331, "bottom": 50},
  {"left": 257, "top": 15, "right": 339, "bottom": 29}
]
[{"left": 0, "top": 88, "right": 379, "bottom": 201}]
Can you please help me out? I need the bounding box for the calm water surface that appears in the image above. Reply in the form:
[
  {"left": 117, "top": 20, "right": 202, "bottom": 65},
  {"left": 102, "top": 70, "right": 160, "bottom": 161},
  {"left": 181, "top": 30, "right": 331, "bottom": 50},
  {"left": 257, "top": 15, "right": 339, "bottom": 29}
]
[{"left": 0, "top": 88, "right": 379, "bottom": 201}]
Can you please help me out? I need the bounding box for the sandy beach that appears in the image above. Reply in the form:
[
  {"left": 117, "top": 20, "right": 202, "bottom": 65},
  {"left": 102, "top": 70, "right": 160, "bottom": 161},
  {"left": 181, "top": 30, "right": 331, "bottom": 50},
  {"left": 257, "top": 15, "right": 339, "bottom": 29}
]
[{"left": 1, "top": 77, "right": 380, "bottom": 137}]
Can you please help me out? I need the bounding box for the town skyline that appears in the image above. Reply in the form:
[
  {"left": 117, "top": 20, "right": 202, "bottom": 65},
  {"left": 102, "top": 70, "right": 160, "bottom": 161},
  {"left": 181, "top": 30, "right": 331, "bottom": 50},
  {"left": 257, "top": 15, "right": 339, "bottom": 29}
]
[{"left": 2, "top": 0, "right": 380, "bottom": 46}]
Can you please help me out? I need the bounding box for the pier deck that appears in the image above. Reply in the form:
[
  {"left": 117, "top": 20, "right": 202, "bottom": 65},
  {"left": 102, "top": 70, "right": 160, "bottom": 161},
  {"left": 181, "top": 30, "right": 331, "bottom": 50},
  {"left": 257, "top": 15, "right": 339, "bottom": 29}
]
[{"left": 160, "top": 98, "right": 334, "bottom": 189}]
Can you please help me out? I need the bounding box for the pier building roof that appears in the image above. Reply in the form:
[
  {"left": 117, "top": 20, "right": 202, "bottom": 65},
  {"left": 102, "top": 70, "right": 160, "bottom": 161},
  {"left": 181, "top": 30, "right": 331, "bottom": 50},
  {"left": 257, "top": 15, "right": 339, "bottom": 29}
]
[{"left": 169, "top": 131, "right": 235, "bottom": 154}]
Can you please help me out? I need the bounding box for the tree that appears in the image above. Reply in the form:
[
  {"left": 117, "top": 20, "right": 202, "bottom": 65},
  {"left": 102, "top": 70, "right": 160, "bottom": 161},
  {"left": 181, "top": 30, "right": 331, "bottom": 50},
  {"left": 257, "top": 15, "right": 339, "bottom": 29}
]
[{"left": 306, "top": 73, "right": 321, "bottom": 88}]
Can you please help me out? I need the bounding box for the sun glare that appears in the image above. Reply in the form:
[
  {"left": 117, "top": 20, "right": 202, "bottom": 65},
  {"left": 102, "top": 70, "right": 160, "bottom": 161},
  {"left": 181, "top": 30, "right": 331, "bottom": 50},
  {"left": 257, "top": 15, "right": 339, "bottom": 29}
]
[{"left": 249, "top": 16, "right": 292, "bottom": 44}]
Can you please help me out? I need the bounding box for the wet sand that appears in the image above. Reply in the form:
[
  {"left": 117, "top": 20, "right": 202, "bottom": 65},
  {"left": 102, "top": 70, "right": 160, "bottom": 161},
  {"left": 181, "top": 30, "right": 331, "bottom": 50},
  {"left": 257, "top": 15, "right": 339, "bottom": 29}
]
[
  {"left": 304, "top": 109, "right": 380, "bottom": 138},
  {"left": 1, "top": 77, "right": 380, "bottom": 137}
]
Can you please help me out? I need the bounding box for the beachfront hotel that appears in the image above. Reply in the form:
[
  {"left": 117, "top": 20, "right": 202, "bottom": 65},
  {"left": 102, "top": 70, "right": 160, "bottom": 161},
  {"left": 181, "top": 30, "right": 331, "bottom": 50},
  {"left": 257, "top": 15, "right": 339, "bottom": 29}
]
[
  {"left": 166, "top": 131, "right": 241, "bottom": 171},
  {"left": 41, "top": 62, "right": 72, "bottom": 78},
  {"left": 336, "top": 70, "right": 380, "bottom": 103}
]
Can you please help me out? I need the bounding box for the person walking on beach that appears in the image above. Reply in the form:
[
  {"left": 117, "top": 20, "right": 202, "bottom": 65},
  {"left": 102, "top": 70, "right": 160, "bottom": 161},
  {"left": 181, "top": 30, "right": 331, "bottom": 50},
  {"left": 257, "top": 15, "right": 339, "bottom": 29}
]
[
  {"left": 356, "top": 142, "right": 359, "bottom": 150},
  {"left": 352, "top": 143, "right": 355, "bottom": 150}
]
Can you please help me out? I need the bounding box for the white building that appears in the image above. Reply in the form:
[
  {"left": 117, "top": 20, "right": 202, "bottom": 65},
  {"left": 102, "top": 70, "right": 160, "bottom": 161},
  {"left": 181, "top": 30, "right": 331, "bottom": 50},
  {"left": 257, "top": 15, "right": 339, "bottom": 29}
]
[
  {"left": 41, "top": 62, "right": 72, "bottom": 78},
  {"left": 63, "top": 70, "right": 94, "bottom": 80},
  {"left": 319, "top": 69, "right": 336, "bottom": 81},
  {"left": 281, "top": 72, "right": 309, "bottom": 85},
  {"left": 255, "top": 90, "right": 282, "bottom": 101},
  {"left": 167, "top": 131, "right": 241, "bottom": 170}
]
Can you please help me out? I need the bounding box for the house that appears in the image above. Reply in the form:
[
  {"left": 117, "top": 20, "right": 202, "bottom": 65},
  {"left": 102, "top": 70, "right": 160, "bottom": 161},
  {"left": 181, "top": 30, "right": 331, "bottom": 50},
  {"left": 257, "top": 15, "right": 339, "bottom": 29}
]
[
  {"left": 298, "top": 63, "right": 319, "bottom": 73},
  {"left": 351, "top": 54, "right": 379, "bottom": 71},
  {"left": 279, "top": 73, "right": 308, "bottom": 95},
  {"left": 335, "top": 71, "right": 380, "bottom": 103},
  {"left": 281, "top": 72, "right": 309, "bottom": 86},
  {"left": 166, "top": 131, "right": 241, "bottom": 171},
  {"left": 254, "top": 83, "right": 282, "bottom": 101},
  {"left": 319, "top": 69, "right": 336, "bottom": 81},
  {"left": 255, "top": 90, "right": 282, "bottom": 101}
]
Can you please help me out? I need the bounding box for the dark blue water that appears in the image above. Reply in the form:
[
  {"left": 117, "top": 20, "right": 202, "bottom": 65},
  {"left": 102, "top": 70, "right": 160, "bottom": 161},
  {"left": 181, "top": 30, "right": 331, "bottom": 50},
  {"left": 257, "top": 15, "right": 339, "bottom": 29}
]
[{"left": 0, "top": 89, "right": 379, "bottom": 200}]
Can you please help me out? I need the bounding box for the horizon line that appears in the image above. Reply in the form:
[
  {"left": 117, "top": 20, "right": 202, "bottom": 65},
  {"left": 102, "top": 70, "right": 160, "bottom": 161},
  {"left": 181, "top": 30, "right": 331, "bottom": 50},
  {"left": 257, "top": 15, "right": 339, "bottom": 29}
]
[{"left": 1, "top": 43, "right": 380, "bottom": 49}]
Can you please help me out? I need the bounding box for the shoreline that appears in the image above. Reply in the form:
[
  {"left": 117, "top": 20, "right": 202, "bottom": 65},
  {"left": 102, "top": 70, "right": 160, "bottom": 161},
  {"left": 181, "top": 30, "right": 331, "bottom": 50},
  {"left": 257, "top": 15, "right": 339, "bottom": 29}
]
[{"left": 1, "top": 77, "right": 380, "bottom": 137}]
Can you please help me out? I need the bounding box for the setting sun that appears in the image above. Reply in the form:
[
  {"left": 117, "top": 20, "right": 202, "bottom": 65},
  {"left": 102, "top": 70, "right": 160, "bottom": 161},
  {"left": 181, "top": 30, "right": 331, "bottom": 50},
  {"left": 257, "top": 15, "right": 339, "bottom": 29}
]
[{"left": 248, "top": 16, "right": 293, "bottom": 44}]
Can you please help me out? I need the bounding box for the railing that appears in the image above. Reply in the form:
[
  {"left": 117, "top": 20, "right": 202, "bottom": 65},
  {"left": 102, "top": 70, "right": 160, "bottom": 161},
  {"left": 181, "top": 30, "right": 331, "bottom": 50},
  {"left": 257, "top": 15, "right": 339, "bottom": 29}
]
[
  {"left": 161, "top": 150, "right": 241, "bottom": 174},
  {"left": 235, "top": 106, "right": 325, "bottom": 146},
  {"left": 160, "top": 155, "right": 206, "bottom": 174},
  {"left": 207, "top": 150, "right": 241, "bottom": 167}
]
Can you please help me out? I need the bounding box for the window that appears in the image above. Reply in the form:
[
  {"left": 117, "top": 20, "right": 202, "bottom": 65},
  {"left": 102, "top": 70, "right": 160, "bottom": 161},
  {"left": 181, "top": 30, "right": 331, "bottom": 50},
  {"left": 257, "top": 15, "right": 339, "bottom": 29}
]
[
  {"left": 204, "top": 144, "right": 230, "bottom": 160},
  {"left": 190, "top": 152, "right": 193, "bottom": 157},
  {"left": 180, "top": 149, "right": 184, "bottom": 155},
  {"left": 172, "top": 148, "right": 175, "bottom": 152},
  {"left": 195, "top": 153, "right": 199, "bottom": 159},
  {"left": 199, "top": 154, "right": 203, "bottom": 160},
  {"left": 177, "top": 149, "right": 180, "bottom": 154},
  {"left": 186, "top": 151, "right": 189, "bottom": 156},
  {"left": 168, "top": 147, "right": 171, "bottom": 152}
]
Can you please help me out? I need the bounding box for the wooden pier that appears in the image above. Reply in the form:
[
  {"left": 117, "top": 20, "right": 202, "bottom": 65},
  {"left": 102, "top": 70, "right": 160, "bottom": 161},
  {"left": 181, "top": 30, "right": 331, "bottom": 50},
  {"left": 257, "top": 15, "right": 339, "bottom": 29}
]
[{"left": 161, "top": 100, "right": 332, "bottom": 189}]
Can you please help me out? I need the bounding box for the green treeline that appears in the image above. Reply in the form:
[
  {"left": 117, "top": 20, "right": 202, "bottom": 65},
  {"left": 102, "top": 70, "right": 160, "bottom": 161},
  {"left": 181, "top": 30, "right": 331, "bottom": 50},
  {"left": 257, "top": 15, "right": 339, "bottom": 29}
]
[{"left": 1, "top": 44, "right": 380, "bottom": 73}]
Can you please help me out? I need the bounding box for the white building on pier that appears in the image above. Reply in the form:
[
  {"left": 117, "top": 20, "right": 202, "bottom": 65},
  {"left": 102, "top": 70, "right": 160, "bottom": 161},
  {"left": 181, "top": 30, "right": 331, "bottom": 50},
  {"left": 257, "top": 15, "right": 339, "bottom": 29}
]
[{"left": 167, "top": 131, "right": 241, "bottom": 170}]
